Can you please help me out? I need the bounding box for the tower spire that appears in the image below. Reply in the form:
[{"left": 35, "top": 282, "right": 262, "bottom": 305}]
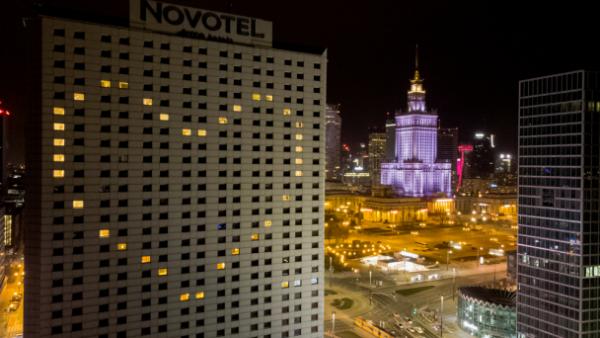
[{"left": 413, "top": 44, "right": 420, "bottom": 81}]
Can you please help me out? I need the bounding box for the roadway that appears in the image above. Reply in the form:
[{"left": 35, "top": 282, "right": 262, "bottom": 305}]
[{"left": 0, "top": 258, "right": 24, "bottom": 338}]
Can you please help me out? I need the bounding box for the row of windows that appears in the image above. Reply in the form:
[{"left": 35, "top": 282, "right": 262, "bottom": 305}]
[{"left": 52, "top": 29, "right": 322, "bottom": 68}]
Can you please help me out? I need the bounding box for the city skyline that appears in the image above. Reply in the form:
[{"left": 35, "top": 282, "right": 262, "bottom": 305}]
[{"left": 4, "top": 0, "right": 600, "bottom": 161}]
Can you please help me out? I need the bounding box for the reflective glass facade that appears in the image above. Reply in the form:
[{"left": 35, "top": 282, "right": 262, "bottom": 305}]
[
  {"left": 517, "top": 71, "right": 600, "bottom": 338},
  {"left": 457, "top": 287, "right": 516, "bottom": 338}
]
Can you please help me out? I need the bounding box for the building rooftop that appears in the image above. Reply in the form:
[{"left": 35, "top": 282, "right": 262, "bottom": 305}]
[{"left": 458, "top": 287, "right": 516, "bottom": 308}]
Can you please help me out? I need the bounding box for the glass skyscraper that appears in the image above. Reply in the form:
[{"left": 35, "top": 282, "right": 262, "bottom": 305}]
[{"left": 517, "top": 70, "right": 600, "bottom": 338}]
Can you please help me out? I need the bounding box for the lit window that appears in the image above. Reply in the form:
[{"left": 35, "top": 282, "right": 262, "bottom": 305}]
[
  {"left": 265, "top": 95, "right": 273, "bottom": 102},
  {"left": 295, "top": 158, "right": 303, "bottom": 165},
  {"left": 233, "top": 105, "right": 242, "bottom": 112},
  {"left": 218, "top": 117, "right": 228, "bottom": 124},
  {"left": 197, "top": 129, "right": 207, "bottom": 137},
  {"left": 53, "top": 170, "right": 64, "bottom": 178},
  {"left": 100, "top": 80, "right": 111, "bottom": 88},
  {"left": 295, "top": 134, "right": 303, "bottom": 141},
  {"left": 252, "top": 93, "right": 261, "bottom": 101},
  {"left": 294, "top": 280, "right": 302, "bottom": 287},
  {"left": 141, "top": 256, "right": 151, "bottom": 264},
  {"left": 231, "top": 248, "right": 240, "bottom": 255},
  {"left": 158, "top": 268, "right": 168, "bottom": 276},
  {"left": 283, "top": 108, "right": 291, "bottom": 116},
  {"left": 53, "top": 123, "right": 65, "bottom": 131},
  {"left": 195, "top": 292, "right": 205, "bottom": 299},
  {"left": 53, "top": 107, "right": 65, "bottom": 115},
  {"left": 311, "top": 277, "right": 319, "bottom": 285},
  {"left": 180, "top": 293, "right": 190, "bottom": 302},
  {"left": 73, "top": 92, "right": 85, "bottom": 101},
  {"left": 143, "top": 98, "right": 153, "bottom": 106},
  {"left": 251, "top": 234, "right": 259, "bottom": 241},
  {"left": 295, "top": 146, "right": 303, "bottom": 153},
  {"left": 72, "top": 200, "right": 84, "bottom": 209},
  {"left": 159, "top": 113, "right": 169, "bottom": 121},
  {"left": 295, "top": 170, "right": 303, "bottom": 177},
  {"left": 99, "top": 229, "right": 110, "bottom": 238},
  {"left": 53, "top": 138, "right": 65, "bottom": 147},
  {"left": 118, "top": 81, "right": 129, "bottom": 89},
  {"left": 281, "top": 281, "right": 289, "bottom": 288},
  {"left": 295, "top": 121, "right": 304, "bottom": 128},
  {"left": 117, "top": 243, "right": 127, "bottom": 251},
  {"left": 53, "top": 154, "right": 65, "bottom": 162},
  {"left": 264, "top": 220, "right": 272, "bottom": 227},
  {"left": 282, "top": 195, "right": 290, "bottom": 201},
  {"left": 216, "top": 262, "right": 226, "bottom": 270},
  {"left": 182, "top": 128, "right": 192, "bottom": 136}
]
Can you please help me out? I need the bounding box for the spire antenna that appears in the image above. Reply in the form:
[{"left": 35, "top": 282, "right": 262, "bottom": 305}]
[{"left": 415, "top": 44, "right": 419, "bottom": 71}]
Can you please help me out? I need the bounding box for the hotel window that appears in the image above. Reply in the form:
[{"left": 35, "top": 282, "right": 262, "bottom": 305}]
[
  {"left": 251, "top": 234, "right": 259, "bottom": 241},
  {"left": 197, "top": 129, "right": 207, "bottom": 137},
  {"left": 100, "top": 80, "right": 111, "bottom": 88},
  {"left": 281, "top": 281, "right": 289, "bottom": 289},
  {"left": 53, "top": 154, "right": 65, "bottom": 162},
  {"left": 159, "top": 113, "right": 169, "bottom": 121},
  {"left": 53, "top": 107, "right": 65, "bottom": 115},
  {"left": 180, "top": 293, "right": 190, "bottom": 302},
  {"left": 73, "top": 93, "right": 85, "bottom": 101},
  {"left": 73, "top": 200, "right": 84, "bottom": 209},
  {"left": 158, "top": 268, "right": 168, "bottom": 276},
  {"left": 99, "top": 229, "right": 110, "bottom": 238},
  {"left": 218, "top": 117, "right": 228, "bottom": 124},
  {"left": 264, "top": 220, "right": 272, "bottom": 227},
  {"left": 282, "top": 195, "right": 290, "bottom": 201},
  {"left": 283, "top": 108, "right": 291, "bottom": 116},
  {"left": 295, "top": 121, "right": 304, "bottom": 128},
  {"left": 195, "top": 292, "right": 205, "bottom": 299},
  {"left": 53, "top": 170, "right": 65, "bottom": 178},
  {"left": 233, "top": 105, "right": 242, "bottom": 112},
  {"left": 118, "top": 81, "right": 128, "bottom": 89},
  {"left": 182, "top": 128, "right": 192, "bottom": 136},
  {"left": 53, "top": 123, "right": 65, "bottom": 131},
  {"left": 265, "top": 95, "right": 273, "bottom": 102},
  {"left": 295, "top": 158, "right": 303, "bottom": 165},
  {"left": 231, "top": 248, "right": 240, "bottom": 255},
  {"left": 295, "top": 171, "right": 303, "bottom": 177},
  {"left": 252, "top": 93, "right": 261, "bottom": 101},
  {"left": 295, "top": 134, "right": 303, "bottom": 141},
  {"left": 295, "top": 146, "right": 303, "bottom": 153},
  {"left": 216, "top": 262, "right": 226, "bottom": 270},
  {"left": 117, "top": 243, "right": 127, "bottom": 251},
  {"left": 143, "top": 98, "right": 153, "bottom": 106}
]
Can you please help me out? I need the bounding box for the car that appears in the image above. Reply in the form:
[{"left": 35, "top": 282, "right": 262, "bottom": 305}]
[
  {"left": 410, "top": 231, "right": 419, "bottom": 235},
  {"left": 414, "top": 326, "right": 424, "bottom": 334},
  {"left": 12, "top": 292, "right": 22, "bottom": 302},
  {"left": 6, "top": 303, "right": 18, "bottom": 312},
  {"left": 407, "top": 327, "right": 416, "bottom": 333}
]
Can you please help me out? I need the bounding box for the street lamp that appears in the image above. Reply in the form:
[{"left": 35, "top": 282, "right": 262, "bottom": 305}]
[
  {"left": 446, "top": 250, "right": 452, "bottom": 271},
  {"left": 440, "top": 295, "right": 444, "bottom": 338},
  {"left": 452, "top": 268, "right": 456, "bottom": 301},
  {"left": 332, "top": 311, "right": 336, "bottom": 334},
  {"left": 369, "top": 270, "right": 372, "bottom": 286}
]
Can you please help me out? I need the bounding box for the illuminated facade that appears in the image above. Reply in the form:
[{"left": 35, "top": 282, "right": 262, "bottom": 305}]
[
  {"left": 381, "top": 53, "right": 451, "bottom": 197},
  {"left": 26, "top": 1, "right": 325, "bottom": 337},
  {"left": 457, "top": 287, "right": 516, "bottom": 338}
]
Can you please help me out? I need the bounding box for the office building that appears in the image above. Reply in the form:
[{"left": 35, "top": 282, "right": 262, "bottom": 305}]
[
  {"left": 385, "top": 113, "right": 396, "bottom": 161},
  {"left": 25, "top": 1, "right": 326, "bottom": 337},
  {"left": 438, "top": 127, "right": 458, "bottom": 190},
  {"left": 381, "top": 55, "right": 451, "bottom": 197},
  {"left": 325, "top": 104, "right": 342, "bottom": 181},
  {"left": 465, "top": 132, "right": 495, "bottom": 179},
  {"left": 368, "top": 132, "right": 386, "bottom": 187},
  {"left": 517, "top": 70, "right": 600, "bottom": 338}
]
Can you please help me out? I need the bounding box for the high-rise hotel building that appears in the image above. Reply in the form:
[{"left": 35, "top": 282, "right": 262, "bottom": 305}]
[
  {"left": 25, "top": 1, "right": 326, "bottom": 337},
  {"left": 517, "top": 70, "right": 600, "bottom": 338}
]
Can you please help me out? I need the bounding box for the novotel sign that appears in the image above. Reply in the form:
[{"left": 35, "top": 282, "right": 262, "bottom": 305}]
[{"left": 130, "top": 0, "right": 272, "bottom": 47}]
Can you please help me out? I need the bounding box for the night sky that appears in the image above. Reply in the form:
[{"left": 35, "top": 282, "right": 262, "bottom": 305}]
[{"left": 2, "top": 0, "right": 600, "bottom": 162}]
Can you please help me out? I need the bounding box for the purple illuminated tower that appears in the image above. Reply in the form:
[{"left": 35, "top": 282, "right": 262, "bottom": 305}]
[{"left": 380, "top": 48, "right": 451, "bottom": 197}]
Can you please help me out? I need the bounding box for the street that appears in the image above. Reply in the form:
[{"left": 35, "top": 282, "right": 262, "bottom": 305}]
[{"left": 0, "top": 258, "right": 24, "bottom": 338}]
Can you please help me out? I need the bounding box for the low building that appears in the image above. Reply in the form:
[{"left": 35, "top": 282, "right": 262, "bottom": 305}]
[
  {"left": 457, "top": 287, "right": 516, "bottom": 338},
  {"left": 506, "top": 250, "right": 517, "bottom": 284},
  {"left": 325, "top": 192, "right": 428, "bottom": 225}
]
